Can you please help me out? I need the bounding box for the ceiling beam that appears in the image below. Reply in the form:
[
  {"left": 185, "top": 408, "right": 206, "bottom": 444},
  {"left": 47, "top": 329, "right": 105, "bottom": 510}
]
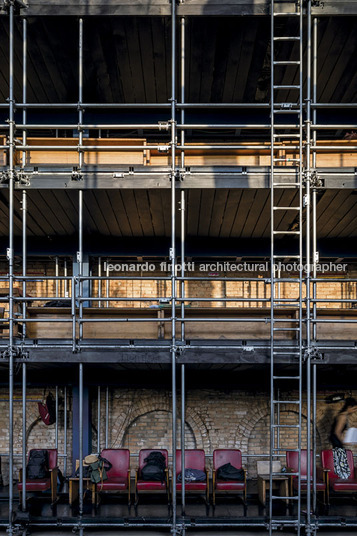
[
  {"left": 2, "top": 167, "right": 356, "bottom": 190},
  {"left": 16, "top": 1, "right": 357, "bottom": 17}
]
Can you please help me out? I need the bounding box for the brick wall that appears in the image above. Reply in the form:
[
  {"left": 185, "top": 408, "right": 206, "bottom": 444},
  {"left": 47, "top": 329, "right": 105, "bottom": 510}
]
[
  {"left": 1, "top": 386, "right": 356, "bottom": 484},
  {"left": 0, "top": 259, "right": 356, "bottom": 310}
]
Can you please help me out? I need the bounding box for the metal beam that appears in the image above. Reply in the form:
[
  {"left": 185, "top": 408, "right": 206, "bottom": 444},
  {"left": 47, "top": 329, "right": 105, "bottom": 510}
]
[
  {"left": 4, "top": 340, "right": 357, "bottom": 364},
  {"left": 4, "top": 166, "right": 357, "bottom": 190},
  {"left": 18, "top": 0, "right": 357, "bottom": 17}
]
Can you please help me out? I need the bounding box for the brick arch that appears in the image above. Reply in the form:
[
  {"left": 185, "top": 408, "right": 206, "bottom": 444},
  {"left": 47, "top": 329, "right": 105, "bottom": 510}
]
[
  {"left": 234, "top": 403, "right": 324, "bottom": 453},
  {"left": 110, "top": 393, "right": 211, "bottom": 451}
]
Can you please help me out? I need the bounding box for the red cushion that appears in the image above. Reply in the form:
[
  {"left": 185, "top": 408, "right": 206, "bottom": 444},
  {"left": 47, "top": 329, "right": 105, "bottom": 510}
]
[
  {"left": 215, "top": 480, "right": 245, "bottom": 491},
  {"left": 333, "top": 479, "right": 357, "bottom": 491},
  {"left": 137, "top": 480, "right": 167, "bottom": 491},
  {"left": 176, "top": 482, "right": 207, "bottom": 491},
  {"left": 18, "top": 479, "right": 51, "bottom": 492},
  {"left": 97, "top": 477, "right": 128, "bottom": 491},
  {"left": 100, "top": 449, "right": 130, "bottom": 479},
  {"left": 213, "top": 449, "right": 242, "bottom": 471},
  {"left": 321, "top": 449, "right": 355, "bottom": 481},
  {"left": 176, "top": 450, "right": 206, "bottom": 474}
]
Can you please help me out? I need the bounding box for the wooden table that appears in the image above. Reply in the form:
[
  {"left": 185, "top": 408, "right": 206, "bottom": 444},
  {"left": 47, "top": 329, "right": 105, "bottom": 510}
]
[
  {"left": 69, "top": 477, "right": 97, "bottom": 505},
  {"left": 257, "top": 474, "right": 289, "bottom": 505}
]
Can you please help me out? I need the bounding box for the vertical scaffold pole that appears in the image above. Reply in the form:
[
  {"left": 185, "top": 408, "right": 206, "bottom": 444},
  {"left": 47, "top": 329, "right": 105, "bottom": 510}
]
[
  {"left": 8, "top": 2, "right": 15, "bottom": 530},
  {"left": 78, "top": 18, "right": 84, "bottom": 342},
  {"left": 105, "top": 386, "right": 109, "bottom": 448},
  {"left": 171, "top": 0, "right": 177, "bottom": 532},
  {"left": 78, "top": 17, "right": 84, "bottom": 522},
  {"left": 64, "top": 386, "right": 68, "bottom": 477},
  {"left": 305, "top": 0, "right": 313, "bottom": 530},
  {"left": 21, "top": 15, "right": 28, "bottom": 514},
  {"left": 97, "top": 386, "right": 101, "bottom": 452},
  {"left": 180, "top": 14, "right": 186, "bottom": 516},
  {"left": 312, "top": 15, "right": 318, "bottom": 517}
]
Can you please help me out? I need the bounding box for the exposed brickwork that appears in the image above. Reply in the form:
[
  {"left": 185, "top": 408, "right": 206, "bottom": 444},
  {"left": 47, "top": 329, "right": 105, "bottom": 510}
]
[{"left": 0, "top": 260, "right": 355, "bottom": 311}]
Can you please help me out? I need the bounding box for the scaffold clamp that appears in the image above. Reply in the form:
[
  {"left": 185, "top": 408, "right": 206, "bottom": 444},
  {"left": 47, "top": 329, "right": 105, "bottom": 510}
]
[{"left": 303, "top": 347, "right": 324, "bottom": 362}]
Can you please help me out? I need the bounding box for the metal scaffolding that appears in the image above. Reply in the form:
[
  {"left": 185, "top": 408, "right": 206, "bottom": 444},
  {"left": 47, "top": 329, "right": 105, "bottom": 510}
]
[{"left": 0, "top": 0, "right": 357, "bottom": 534}]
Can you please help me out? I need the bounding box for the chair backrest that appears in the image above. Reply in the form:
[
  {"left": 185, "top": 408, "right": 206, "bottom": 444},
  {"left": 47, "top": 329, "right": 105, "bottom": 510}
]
[
  {"left": 321, "top": 449, "right": 355, "bottom": 480},
  {"left": 138, "top": 449, "right": 168, "bottom": 471},
  {"left": 28, "top": 449, "right": 57, "bottom": 470},
  {"left": 100, "top": 449, "right": 130, "bottom": 477},
  {"left": 176, "top": 449, "right": 205, "bottom": 475},
  {"left": 213, "top": 449, "right": 242, "bottom": 470},
  {"left": 286, "top": 449, "right": 312, "bottom": 478}
]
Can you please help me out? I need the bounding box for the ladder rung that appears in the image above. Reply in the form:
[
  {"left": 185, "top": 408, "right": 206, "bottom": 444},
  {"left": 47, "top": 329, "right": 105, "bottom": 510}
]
[
  {"left": 273, "top": 110, "right": 301, "bottom": 114},
  {"left": 273, "top": 133, "right": 300, "bottom": 138},
  {"left": 273, "top": 375, "right": 300, "bottom": 379},
  {"left": 273, "top": 353, "right": 301, "bottom": 356},
  {"left": 271, "top": 495, "right": 296, "bottom": 501},
  {"left": 273, "top": 255, "right": 301, "bottom": 259},
  {"left": 274, "top": 447, "right": 299, "bottom": 452},
  {"left": 273, "top": 125, "right": 299, "bottom": 129},
  {"left": 273, "top": 206, "right": 301, "bottom": 210},
  {"left": 273, "top": 327, "right": 300, "bottom": 331},
  {"left": 273, "top": 426, "right": 301, "bottom": 431},
  {"left": 273, "top": 60, "right": 301, "bottom": 65},
  {"left": 272, "top": 183, "right": 301, "bottom": 187},
  {"left": 273, "top": 158, "right": 301, "bottom": 163},
  {"left": 273, "top": 277, "right": 302, "bottom": 281},
  {"left": 273, "top": 230, "right": 300, "bottom": 234},
  {"left": 273, "top": 400, "right": 300, "bottom": 404},
  {"left": 274, "top": 85, "right": 300, "bottom": 90},
  {"left": 273, "top": 472, "right": 299, "bottom": 477},
  {"left": 273, "top": 36, "right": 300, "bottom": 41},
  {"left": 273, "top": 12, "right": 300, "bottom": 17}
]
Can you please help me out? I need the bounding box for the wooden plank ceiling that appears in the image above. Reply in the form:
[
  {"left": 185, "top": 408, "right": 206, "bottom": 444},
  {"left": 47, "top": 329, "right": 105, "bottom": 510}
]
[
  {"left": 0, "top": 16, "right": 356, "bottom": 105},
  {"left": 0, "top": 189, "right": 356, "bottom": 240}
]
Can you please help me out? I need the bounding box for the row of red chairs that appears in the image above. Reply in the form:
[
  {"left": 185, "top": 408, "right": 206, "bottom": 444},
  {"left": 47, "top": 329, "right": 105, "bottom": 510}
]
[
  {"left": 287, "top": 449, "right": 357, "bottom": 505},
  {"left": 18, "top": 447, "right": 357, "bottom": 506},
  {"left": 18, "top": 448, "right": 246, "bottom": 506}
]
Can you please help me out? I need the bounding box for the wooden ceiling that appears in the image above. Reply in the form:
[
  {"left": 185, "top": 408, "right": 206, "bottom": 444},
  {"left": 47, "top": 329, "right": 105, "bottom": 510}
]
[
  {"left": 0, "top": 189, "right": 356, "bottom": 240},
  {"left": 0, "top": 16, "right": 356, "bottom": 105}
]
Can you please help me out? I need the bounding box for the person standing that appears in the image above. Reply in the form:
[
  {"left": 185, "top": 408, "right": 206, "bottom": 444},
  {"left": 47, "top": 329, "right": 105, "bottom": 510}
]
[{"left": 329, "top": 398, "right": 357, "bottom": 479}]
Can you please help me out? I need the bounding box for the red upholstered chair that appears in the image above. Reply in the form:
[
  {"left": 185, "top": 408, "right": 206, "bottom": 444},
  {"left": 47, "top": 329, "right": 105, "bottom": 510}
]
[
  {"left": 321, "top": 449, "right": 357, "bottom": 504},
  {"left": 98, "top": 449, "right": 131, "bottom": 505},
  {"left": 286, "top": 449, "right": 327, "bottom": 504},
  {"left": 135, "top": 449, "right": 169, "bottom": 505},
  {"left": 18, "top": 449, "right": 58, "bottom": 505},
  {"left": 175, "top": 449, "right": 209, "bottom": 504},
  {"left": 212, "top": 449, "right": 246, "bottom": 506}
]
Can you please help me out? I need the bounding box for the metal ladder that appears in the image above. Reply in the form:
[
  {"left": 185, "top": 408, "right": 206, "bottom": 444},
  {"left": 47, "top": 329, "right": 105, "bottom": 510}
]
[{"left": 269, "top": 1, "right": 304, "bottom": 534}]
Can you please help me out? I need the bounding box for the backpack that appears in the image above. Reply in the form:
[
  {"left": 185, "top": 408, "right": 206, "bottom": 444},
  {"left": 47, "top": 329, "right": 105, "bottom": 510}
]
[
  {"left": 38, "top": 392, "right": 56, "bottom": 426},
  {"left": 217, "top": 462, "right": 244, "bottom": 481},
  {"left": 177, "top": 468, "right": 206, "bottom": 482},
  {"left": 141, "top": 452, "right": 166, "bottom": 482},
  {"left": 26, "top": 450, "right": 49, "bottom": 480}
]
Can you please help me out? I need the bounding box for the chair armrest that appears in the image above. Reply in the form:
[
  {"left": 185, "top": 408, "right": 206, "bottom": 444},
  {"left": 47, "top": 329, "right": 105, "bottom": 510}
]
[{"left": 316, "top": 467, "right": 329, "bottom": 481}]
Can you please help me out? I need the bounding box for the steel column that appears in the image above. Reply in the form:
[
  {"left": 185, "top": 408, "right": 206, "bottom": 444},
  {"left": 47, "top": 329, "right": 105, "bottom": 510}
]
[
  {"left": 8, "top": 3, "right": 15, "bottom": 531},
  {"left": 171, "top": 0, "right": 177, "bottom": 532},
  {"left": 305, "top": 1, "right": 313, "bottom": 530},
  {"left": 64, "top": 386, "right": 68, "bottom": 477},
  {"left": 79, "top": 364, "right": 84, "bottom": 516},
  {"left": 97, "top": 386, "right": 101, "bottom": 452},
  {"left": 21, "top": 362, "right": 26, "bottom": 511},
  {"left": 105, "top": 386, "right": 109, "bottom": 448}
]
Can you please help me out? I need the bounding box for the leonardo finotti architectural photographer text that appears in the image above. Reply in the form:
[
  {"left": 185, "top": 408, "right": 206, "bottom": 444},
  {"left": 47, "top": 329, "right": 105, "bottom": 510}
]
[{"left": 104, "top": 261, "right": 347, "bottom": 273}]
